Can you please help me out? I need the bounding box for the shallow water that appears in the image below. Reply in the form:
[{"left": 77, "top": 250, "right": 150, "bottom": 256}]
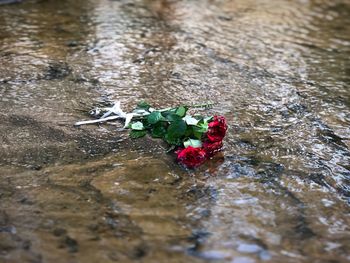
[{"left": 0, "top": 0, "right": 349, "bottom": 262}]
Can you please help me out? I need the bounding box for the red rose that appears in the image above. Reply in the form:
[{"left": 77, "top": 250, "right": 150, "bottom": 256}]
[
  {"left": 203, "top": 141, "right": 223, "bottom": 157},
  {"left": 206, "top": 116, "right": 228, "bottom": 142},
  {"left": 176, "top": 146, "right": 207, "bottom": 168}
]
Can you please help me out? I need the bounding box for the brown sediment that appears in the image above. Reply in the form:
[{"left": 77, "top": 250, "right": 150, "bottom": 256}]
[{"left": 0, "top": 0, "right": 349, "bottom": 262}]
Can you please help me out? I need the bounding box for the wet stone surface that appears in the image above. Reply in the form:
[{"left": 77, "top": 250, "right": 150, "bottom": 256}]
[{"left": 0, "top": 0, "right": 350, "bottom": 262}]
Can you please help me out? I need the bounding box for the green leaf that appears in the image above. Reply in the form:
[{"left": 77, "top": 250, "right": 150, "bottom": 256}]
[
  {"left": 164, "top": 134, "right": 182, "bottom": 145},
  {"left": 192, "top": 122, "right": 208, "bottom": 139},
  {"left": 130, "top": 130, "right": 147, "bottom": 139},
  {"left": 185, "top": 125, "right": 193, "bottom": 137},
  {"left": 193, "top": 130, "right": 203, "bottom": 139},
  {"left": 204, "top": 116, "right": 213, "bottom": 123},
  {"left": 183, "top": 115, "right": 198, "bottom": 125},
  {"left": 147, "top": 111, "right": 163, "bottom": 124},
  {"left": 175, "top": 106, "right": 187, "bottom": 117},
  {"left": 166, "top": 114, "right": 182, "bottom": 122},
  {"left": 151, "top": 123, "right": 167, "bottom": 138},
  {"left": 193, "top": 122, "right": 208, "bottom": 133},
  {"left": 183, "top": 139, "right": 202, "bottom": 148},
  {"left": 167, "top": 120, "right": 187, "bottom": 139},
  {"left": 137, "top": 101, "right": 151, "bottom": 110},
  {"left": 131, "top": 121, "right": 145, "bottom": 130}
]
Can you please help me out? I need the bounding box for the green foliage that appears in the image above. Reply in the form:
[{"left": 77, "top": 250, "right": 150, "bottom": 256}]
[
  {"left": 127, "top": 102, "right": 213, "bottom": 149},
  {"left": 175, "top": 106, "right": 187, "bottom": 117},
  {"left": 165, "top": 113, "right": 182, "bottom": 122},
  {"left": 151, "top": 123, "right": 167, "bottom": 138},
  {"left": 130, "top": 130, "right": 147, "bottom": 138},
  {"left": 204, "top": 116, "right": 213, "bottom": 123},
  {"left": 183, "top": 115, "right": 198, "bottom": 125},
  {"left": 193, "top": 122, "right": 208, "bottom": 133},
  {"left": 184, "top": 139, "right": 202, "bottom": 148},
  {"left": 167, "top": 120, "right": 187, "bottom": 139},
  {"left": 164, "top": 134, "right": 182, "bottom": 145},
  {"left": 147, "top": 111, "right": 163, "bottom": 124},
  {"left": 137, "top": 101, "right": 151, "bottom": 110},
  {"left": 131, "top": 121, "right": 145, "bottom": 130}
]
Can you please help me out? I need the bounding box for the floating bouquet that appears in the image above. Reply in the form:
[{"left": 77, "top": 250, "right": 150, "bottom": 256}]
[{"left": 75, "top": 101, "right": 227, "bottom": 168}]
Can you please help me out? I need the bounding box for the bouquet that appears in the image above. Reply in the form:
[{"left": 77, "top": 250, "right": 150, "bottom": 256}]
[{"left": 75, "top": 101, "right": 227, "bottom": 168}]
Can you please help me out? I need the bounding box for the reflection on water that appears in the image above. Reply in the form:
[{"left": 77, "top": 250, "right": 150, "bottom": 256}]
[{"left": 0, "top": 0, "right": 349, "bottom": 262}]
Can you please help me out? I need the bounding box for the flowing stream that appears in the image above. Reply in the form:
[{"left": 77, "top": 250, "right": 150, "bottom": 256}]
[{"left": 0, "top": 0, "right": 349, "bottom": 262}]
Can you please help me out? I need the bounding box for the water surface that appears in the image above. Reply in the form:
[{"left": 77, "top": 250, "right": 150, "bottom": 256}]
[{"left": 0, "top": 0, "right": 349, "bottom": 262}]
